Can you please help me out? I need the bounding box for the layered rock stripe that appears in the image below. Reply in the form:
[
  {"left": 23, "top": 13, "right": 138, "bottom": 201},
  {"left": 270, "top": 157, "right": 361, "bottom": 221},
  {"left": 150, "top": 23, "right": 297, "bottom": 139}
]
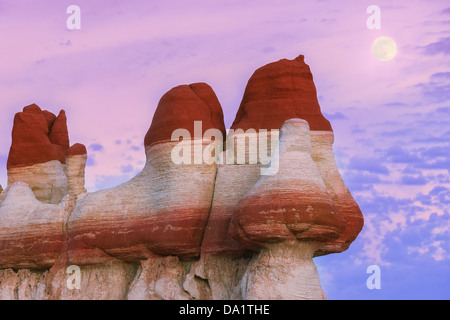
[{"left": 0, "top": 55, "right": 363, "bottom": 300}]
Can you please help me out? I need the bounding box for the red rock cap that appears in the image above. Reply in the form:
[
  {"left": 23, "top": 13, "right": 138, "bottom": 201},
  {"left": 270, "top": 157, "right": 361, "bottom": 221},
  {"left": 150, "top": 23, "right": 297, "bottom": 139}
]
[
  {"left": 231, "top": 55, "right": 332, "bottom": 132},
  {"left": 68, "top": 143, "right": 87, "bottom": 157},
  {"left": 144, "top": 83, "right": 226, "bottom": 147},
  {"left": 7, "top": 104, "right": 72, "bottom": 168}
]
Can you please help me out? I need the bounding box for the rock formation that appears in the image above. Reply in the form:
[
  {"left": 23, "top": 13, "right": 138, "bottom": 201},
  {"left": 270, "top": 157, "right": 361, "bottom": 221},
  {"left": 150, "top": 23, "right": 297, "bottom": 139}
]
[
  {"left": 0, "top": 55, "right": 363, "bottom": 300},
  {"left": 6, "top": 104, "right": 86, "bottom": 204},
  {"left": 231, "top": 55, "right": 332, "bottom": 132},
  {"left": 231, "top": 119, "right": 344, "bottom": 299},
  {"left": 229, "top": 54, "right": 363, "bottom": 256}
]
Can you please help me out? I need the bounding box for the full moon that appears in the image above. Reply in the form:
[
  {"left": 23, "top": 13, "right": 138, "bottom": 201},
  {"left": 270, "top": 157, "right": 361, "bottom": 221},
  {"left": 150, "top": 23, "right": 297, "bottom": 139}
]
[{"left": 372, "top": 36, "right": 397, "bottom": 61}]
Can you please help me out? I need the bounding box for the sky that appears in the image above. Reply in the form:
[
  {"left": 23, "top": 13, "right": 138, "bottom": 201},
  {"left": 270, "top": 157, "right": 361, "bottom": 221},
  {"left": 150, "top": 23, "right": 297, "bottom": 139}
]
[{"left": 0, "top": 0, "right": 449, "bottom": 299}]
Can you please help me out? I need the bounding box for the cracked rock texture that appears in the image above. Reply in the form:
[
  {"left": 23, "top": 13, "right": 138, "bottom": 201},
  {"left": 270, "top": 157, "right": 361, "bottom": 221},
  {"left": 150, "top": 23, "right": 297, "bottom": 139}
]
[{"left": 0, "top": 55, "right": 363, "bottom": 300}]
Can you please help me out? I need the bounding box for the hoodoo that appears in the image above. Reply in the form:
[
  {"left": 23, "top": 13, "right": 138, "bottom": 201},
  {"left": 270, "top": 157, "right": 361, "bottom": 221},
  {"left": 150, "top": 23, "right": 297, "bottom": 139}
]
[{"left": 0, "top": 55, "right": 363, "bottom": 300}]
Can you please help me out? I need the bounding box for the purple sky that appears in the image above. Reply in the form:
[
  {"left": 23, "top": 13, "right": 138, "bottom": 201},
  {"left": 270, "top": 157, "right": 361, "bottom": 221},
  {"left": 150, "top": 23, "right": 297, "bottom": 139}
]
[{"left": 1, "top": 0, "right": 449, "bottom": 299}]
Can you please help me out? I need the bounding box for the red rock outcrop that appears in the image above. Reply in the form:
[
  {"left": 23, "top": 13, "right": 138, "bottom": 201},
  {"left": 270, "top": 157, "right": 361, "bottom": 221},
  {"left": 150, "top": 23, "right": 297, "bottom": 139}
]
[
  {"left": 231, "top": 55, "right": 332, "bottom": 132},
  {"left": 7, "top": 105, "right": 72, "bottom": 168},
  {"left": 6, "top": 104, "right": 76, "bottom": 203},
  {"left": 48, "top": 110, "right": 70, "bottom": 164},
  {"left": 7, "top": 104, "right": 62, "bottom": 169},
  {"left": 145, "top": 83, "right": 226, "bottom": 147},
  {"left": 68, "top": 143, "right": 87, "bottom": 156}
]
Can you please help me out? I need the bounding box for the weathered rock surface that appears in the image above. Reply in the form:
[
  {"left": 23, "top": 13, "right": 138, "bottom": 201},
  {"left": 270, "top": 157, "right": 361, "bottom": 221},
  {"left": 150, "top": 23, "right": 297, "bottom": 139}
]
[
  {"left": 127, "top": 254, "right": 192, "bottom": 300},
  {"left": 200, "top": 163, "right": 262, "bottom": 256},
  {"left": 0, "top": 55, "right": 363, "bottom": 300},
  {"left": 48, "top": 110, "right": 70, "bottom": 163},
  {"left": 0, "top": 182, "right": 68, "bottom": 269},
  {"left": 0, "top": 260, "right": 136, "bottom": 300},
  {"left": 241, "top": 241, "right": 323, "bottom": 300},
  {"left": 230, "top": 119, "right": 345, "bottom": 251},
  {"left": 310, "top": 131, "right": 364, "bottom": 255},
  {"left": 7, "top": 161, "right": 68, "bottom": 204}
]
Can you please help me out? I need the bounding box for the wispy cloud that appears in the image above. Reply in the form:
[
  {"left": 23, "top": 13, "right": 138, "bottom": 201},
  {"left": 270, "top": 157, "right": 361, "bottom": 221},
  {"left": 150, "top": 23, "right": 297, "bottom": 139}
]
[
  {"left": 441, "top": 7, "right": 450, "bottom": 15},
  {"left": 324, "top": 111, "right": 348, "bottom": 120},
  {"left": 89, "top": 143, "right": 104, "bottom": 152},
  {"left": 420, "top": 37, "right": 450, "bottom": 55}
]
